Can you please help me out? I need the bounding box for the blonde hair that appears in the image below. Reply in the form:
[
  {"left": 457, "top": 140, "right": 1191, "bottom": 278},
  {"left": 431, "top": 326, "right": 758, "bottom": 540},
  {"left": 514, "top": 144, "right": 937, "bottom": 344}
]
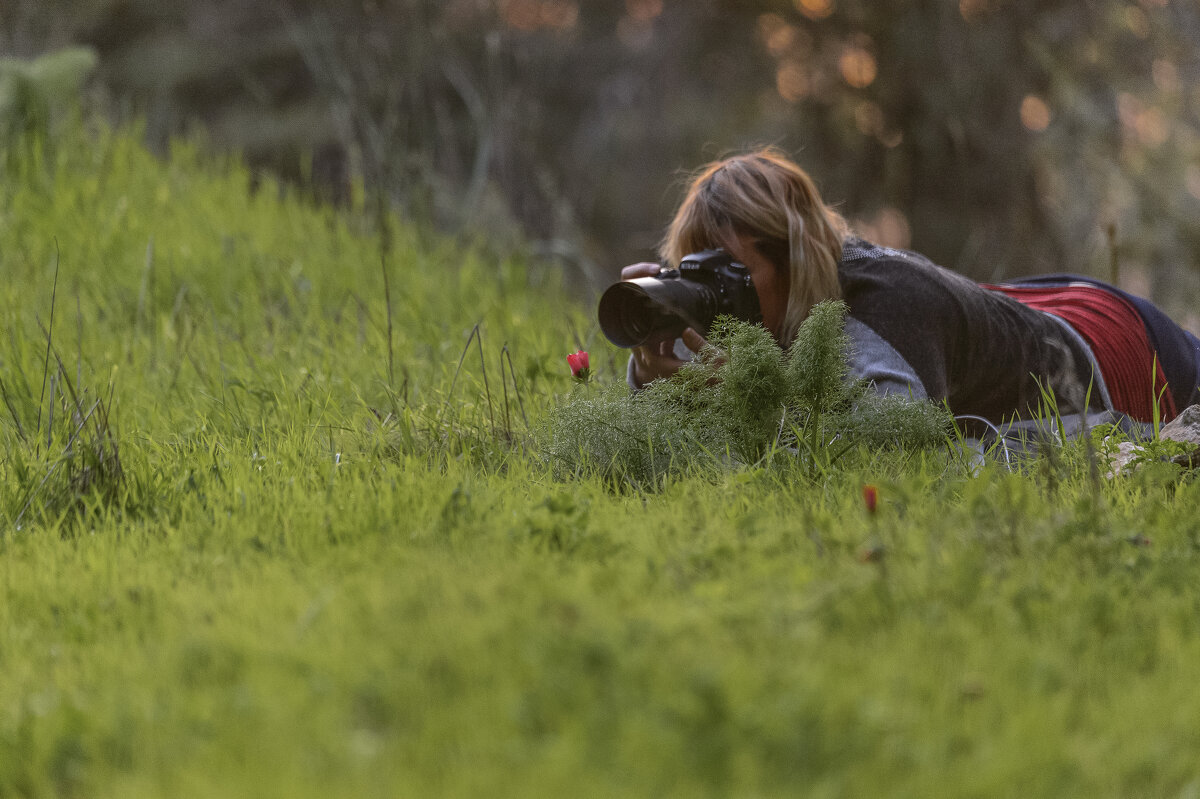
[{"left": 660, "top": 148, "right": 849, "bottom": 345}]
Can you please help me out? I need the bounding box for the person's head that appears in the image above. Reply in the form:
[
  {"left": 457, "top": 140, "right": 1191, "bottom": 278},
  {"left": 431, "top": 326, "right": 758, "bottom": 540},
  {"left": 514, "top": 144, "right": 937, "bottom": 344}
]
[{"left": 660, "top": 148, "right": 848, "bottom": 345}]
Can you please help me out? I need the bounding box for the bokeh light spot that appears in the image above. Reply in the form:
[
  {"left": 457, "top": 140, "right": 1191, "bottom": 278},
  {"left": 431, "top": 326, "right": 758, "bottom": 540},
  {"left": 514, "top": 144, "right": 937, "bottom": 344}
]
[
  {"left": 1123, "top": 6, "right": 1150, "bottom": 38},
  {"left": 625, "top": 0, "right": 663, "bottom": 23},
  {"left": 839, "top": 45, "right": 876, "bottom": 89},
  {"left": 854, "top": 101, "right": 884, "bottom": 136},
  {"left": 794, "top": 0, "right": 834, "bottom": 20},
  {"left": 617, "top": 16, "right": 654, "bottom": 50},
  {"left": 1020, "top": 95, "right": 1051, "bottom": 132},
  {"left": 959, "top": 0, "right": 987, "bottom": 22},
  {"left": 499, "top": 0, "right": 578, "bottom": 31},
  {"left": 776, "top": 62, "right": 810, "bottom": 103},
  {"left": 1152, "top": 59, "right": 1180, "bottom": 94},
  {"left": 1118, "top": 93, "right": 1169, "bottom": 147},
  {"left": 758, "top": 15, "right": 800, "bottom": 57},
  {"left": 500, "top": 0, "right": 540, "bottom": 30},
  {"left": 1186, "top": 165, "right": 1200, "bottom": 202},
  {"left": 878, "top": 129, "right": 903, "bottom": 148},
  {"left": 855, "top": 207, "right": 911, "bottom": 249}
]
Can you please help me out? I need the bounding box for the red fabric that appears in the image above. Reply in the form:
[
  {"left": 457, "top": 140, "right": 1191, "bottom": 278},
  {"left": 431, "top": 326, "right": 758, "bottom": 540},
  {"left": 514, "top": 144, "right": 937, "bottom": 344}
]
[{"left": 983, "top": 283, "right": 1176, "bottom": 423}]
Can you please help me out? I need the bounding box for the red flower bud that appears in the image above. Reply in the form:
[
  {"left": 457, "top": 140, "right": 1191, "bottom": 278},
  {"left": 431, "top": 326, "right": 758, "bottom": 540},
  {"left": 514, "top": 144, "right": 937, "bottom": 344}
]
[
  {"left": 567, "top": 350, "right": 590, "bottom": 380},
  {"left": 862, "top": 484, "right": 878, "bottom": 514}
]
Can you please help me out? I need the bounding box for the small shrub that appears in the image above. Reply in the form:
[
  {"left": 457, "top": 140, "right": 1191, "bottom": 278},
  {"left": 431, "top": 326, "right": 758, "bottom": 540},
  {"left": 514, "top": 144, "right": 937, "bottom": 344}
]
[{"left": 541, "top": 301, "right": 953, "bottom": 488}]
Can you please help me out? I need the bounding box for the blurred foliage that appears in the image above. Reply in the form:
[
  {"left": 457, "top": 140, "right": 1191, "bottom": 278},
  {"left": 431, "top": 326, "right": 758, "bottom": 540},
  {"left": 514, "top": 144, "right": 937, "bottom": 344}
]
[
  {"left": 3, "top": 0, "right": 1200, "bottom": 320},
  {"left": 0, "top": 46, "right": 96, "bottom": 168}
]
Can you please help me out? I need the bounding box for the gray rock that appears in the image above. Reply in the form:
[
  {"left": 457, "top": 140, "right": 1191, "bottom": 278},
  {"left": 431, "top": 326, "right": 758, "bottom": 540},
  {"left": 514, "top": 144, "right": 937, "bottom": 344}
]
[
  {"left": 1159, "top": 404, "right": 1200, "bottom": 447},
  {"left": 1105, "top": 404, "right": 1200, "bottom": 477}
]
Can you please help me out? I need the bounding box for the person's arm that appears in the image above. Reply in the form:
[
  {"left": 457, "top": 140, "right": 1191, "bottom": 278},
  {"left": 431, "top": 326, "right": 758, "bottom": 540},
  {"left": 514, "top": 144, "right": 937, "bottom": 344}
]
[{"left": 844, "top": 316, "right": 928, "bottom": 399}]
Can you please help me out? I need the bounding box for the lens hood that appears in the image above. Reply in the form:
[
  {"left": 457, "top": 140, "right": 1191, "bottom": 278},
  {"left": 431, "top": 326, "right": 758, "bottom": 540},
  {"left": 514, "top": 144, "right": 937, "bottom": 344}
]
[{"left": 598, "top": 276, "right": 716, "bottom": 348}]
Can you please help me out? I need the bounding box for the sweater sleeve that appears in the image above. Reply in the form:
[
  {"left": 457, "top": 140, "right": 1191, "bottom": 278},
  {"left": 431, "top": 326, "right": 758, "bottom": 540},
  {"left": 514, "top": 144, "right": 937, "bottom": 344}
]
[{"left": 844, "top": 316, "right": 928, "bottom": 399}]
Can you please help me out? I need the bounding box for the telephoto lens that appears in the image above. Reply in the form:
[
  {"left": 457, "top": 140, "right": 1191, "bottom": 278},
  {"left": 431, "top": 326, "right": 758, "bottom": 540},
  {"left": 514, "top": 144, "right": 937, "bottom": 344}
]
[
  {"left": 597, "top": 275, "right": 714, "bottom": 347},
  {"left": 597, "top": 250, "right": 762, "bottom": 348}
]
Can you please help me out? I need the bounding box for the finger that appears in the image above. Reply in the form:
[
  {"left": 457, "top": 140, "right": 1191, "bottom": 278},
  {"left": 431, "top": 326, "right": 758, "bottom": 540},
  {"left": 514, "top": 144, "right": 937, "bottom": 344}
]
[
  {"left": 681, "top": 327, "right": 708, "bottom": 353},
  {"left": 620, "top": 262, "right": 661, "bottom": 281}
]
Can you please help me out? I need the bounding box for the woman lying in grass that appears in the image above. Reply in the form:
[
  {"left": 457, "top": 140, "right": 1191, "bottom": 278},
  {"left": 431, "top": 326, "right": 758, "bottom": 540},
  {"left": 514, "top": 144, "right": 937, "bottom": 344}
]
[{"left": 621, "top": 148, "right": 1200, "bottom": 428}]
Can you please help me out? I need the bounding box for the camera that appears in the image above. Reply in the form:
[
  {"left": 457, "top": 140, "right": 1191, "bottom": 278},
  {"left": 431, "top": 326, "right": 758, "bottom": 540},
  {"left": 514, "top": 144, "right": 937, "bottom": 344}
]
[{"left": 598, "top": 249, "right": 763, "bottom": 348}]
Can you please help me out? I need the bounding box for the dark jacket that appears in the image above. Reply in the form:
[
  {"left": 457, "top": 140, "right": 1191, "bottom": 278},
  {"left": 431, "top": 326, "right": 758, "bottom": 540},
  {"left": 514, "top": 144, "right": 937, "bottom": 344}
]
[{"left": 840, "top": 239, "right": 1107, "bottom": 421}]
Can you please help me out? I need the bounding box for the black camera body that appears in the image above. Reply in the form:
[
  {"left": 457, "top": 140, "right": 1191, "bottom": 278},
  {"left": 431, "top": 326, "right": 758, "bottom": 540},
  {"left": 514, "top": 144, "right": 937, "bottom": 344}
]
[{"left": 598, "top": 249, "right": 763, "bottom": 348}]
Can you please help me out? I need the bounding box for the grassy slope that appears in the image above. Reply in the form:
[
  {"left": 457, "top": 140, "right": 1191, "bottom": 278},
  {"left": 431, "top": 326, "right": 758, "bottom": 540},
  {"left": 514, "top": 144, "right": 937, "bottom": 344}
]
[{"left": 2, "top": 125, "right": 1200, "bottom": 798}]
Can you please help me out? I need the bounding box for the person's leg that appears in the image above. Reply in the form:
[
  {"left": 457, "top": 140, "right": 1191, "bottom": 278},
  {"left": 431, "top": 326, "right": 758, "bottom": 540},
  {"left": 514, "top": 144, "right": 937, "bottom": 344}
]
[
  {"left": 1115, "top": 292, "right": 1200, "bottom": 411},
  {"left": 1000, "top": 274, "right": 1200, "bottom": 412}
]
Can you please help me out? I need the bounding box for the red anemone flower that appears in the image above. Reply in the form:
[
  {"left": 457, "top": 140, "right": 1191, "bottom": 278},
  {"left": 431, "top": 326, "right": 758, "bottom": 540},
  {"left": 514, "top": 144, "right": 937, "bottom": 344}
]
[
  {"left": 862, "top": 484, "right": 878, "bottom": 514},
  {"left": 567, "top": 350, "right": 590, "bottom": 380}
]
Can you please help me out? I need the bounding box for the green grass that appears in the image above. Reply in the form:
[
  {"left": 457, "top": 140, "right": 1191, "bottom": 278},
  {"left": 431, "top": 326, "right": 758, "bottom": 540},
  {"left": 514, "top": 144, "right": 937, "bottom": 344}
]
[{"left": 2, "top": 122, "right": 1200, "bottom": 798}]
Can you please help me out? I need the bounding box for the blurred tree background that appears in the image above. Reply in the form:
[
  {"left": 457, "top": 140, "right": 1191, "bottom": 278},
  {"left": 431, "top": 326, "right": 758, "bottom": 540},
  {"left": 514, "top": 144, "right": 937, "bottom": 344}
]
[{"left": 4, "top": 0, "right": 1200, "bottom": 327}]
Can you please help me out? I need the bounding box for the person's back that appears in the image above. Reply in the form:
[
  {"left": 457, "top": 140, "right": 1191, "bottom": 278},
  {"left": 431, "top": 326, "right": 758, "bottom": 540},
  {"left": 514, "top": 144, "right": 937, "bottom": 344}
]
[{"left": 839, "top": 238, "right": 1105, "bottom": 422}]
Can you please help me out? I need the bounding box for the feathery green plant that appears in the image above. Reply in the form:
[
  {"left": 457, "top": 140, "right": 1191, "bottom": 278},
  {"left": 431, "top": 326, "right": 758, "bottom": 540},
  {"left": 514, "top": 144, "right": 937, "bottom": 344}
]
[{"left": 542, "top": 301, "right": 953, "bottom": 488}]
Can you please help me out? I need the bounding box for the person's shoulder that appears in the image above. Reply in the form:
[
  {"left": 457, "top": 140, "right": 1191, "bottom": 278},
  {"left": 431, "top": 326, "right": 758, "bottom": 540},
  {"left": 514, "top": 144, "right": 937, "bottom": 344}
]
[
  {"left": 840, "top": 237, "right": 934, "bottom": 269},
  {"left": 838, "top": 237, "right": 973, "bottom": 307},
  {"left": 839, "top": 237, "right": 969, "bottom": 284}
]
